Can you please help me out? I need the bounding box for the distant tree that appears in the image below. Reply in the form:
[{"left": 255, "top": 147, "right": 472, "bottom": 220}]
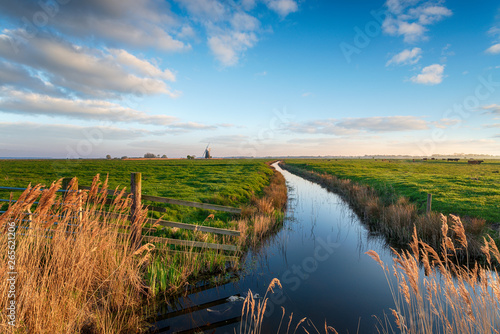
[
  {"left": 106, "top": 154, "right": 111, "bottom": 160},
  {"left": 144, "top": 152, "right": 156, "bottom": 158},
  {"left": 187, "top": 155, "right": 195, "bottom": 160},
  {"left": 161, "top": 154, "right": 168, "bottom": 158},
  {"left": 121, "top": 156, "right": 128, "bottom": 160}
]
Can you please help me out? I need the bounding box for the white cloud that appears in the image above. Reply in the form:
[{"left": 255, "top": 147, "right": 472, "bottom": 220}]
[
  {"left": 108, "top": 49, "right": 176, "bottom": 82},
  {"left": 0, "top": 122, "right": 149, "bottom": 140},
  {"left": 265, "top": 0, "right": 299, "bottom": 17},
  {"left": 286, "top": 116, "right": 429, "bottom": 135},
  {"left": 0, "top": 0, "right": 190, "bottom": 52},
  {"left": 170, "top": 122, "right": 217, "bottom": 130},
  {"left": 208, "top": 32, "right": 257, "bottom": 66},
  {"left": 481, "top": 104, "right": 500, "bottom": 115},
  {"left": 0, "top": 31, "right": 179, "bottom": 98},
  {"left": 175, "top": 0, "right": 300, "bottom": 66},
  {"left": 411, "top": 64, "right": 445, "bottom": 85},
  {"left": 202, "top": 134, "right": 249, "bottom": 144},
  {"left": 176, "top": 0, "right": 227, "bottom": 22},
  {"left": 432, "top": 118, "right": 460, "bottom": 129},
  {"left": 0, "top": 60, "right": 62, "bottom": 96},
  {"left": 483, "top": 123, "right": 500, "bottom": 128},
  {"left": 231, "top": 12, "right": 260, "bottom": 31},
  {"left": 337, "top": 116, "right": 428, "bottom": 132},
  {"left": 386, "top": 47, "right": 422, "bottom": 66},
  {"left": 485, "top": 43, "right": 500, "bottom": 54},
  {"left": 383, "top": 1, "right": 452, "bottom": 43},
  {"left": 0, "top": 90, "right": 177, "bottom": 125},
  {"left": 398, "top": 22, "right": 426, "bottom": 43}
]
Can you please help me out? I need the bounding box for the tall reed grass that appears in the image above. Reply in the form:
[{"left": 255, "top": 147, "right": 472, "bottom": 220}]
[
  {"left": 0, "top": 175, "right": 151, "bottom": 333},
  {"left": 0, "top": 163, "right": 287, "bottom": 332},
  {"left": 240, "top": 278, "right": 338, "bottom": 334},
  {"left": 367, "top": 214, "right": 500, "bottom": 333}
]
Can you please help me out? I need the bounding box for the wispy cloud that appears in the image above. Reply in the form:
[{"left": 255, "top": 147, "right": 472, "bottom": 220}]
[
  {"left": 0, "top": 89, "right": 177, "bottom": 125},
  {"left": 485, "top": 43, "right": 500, "bottom": 54},
  {"left": 483, "top": 123, "right": 500, "bottom": 128},
  {"left": 286, "top": 116, "right": 429, "bottom": 135},
  {"left": 264, "top": 0, "right": 299, "bottom": 17},
  {"left": 432, "top": 118, "right": 460, "bottom": 129},
  {"left": 170, "top": 122, "right": 218, "bottom": 130},
  {"left": 481, "top": 104, "right": 500, "bottom": 115},
  {"left": 208, "top": 32, "right": 258, "bottom": 66},
  {"left": 383, "top": 1, "right": 452, "bottom": 43},
  {"left": 411, "top": 64, "right": 445, "bottom": 85},
  {"left": 176, "top": 0, "right": 298, "bottom": 66},
  {"left": 486, "top": 25, "right": 500, "bottom": 54},
  {"left": 386, "top": 47, "right": 422, "bottom": 66},
  {"left": 0, "top": 122, "right": 150, "bottom": 140},
  {"left": 202, "top": 134, "right": 249, "bottom": 143}
]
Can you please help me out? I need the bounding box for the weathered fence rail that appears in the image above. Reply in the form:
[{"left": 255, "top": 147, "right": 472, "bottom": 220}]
[{"left": 0, "top": 172, "right": 242, "bottom": 252}]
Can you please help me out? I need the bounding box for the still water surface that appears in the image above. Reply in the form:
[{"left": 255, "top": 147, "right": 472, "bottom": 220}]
[{"left": 152, "top": 163, "right": 401, "bottom": 333}]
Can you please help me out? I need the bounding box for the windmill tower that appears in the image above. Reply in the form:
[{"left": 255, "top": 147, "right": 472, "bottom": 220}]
[{"left": 202, "top": 144, "right": 212, "bottom": 159}]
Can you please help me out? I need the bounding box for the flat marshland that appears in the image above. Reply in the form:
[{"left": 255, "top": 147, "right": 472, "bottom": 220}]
[
  {"left": 283, "top": 159, "right": 500, "bottom": 223},
  {"left": 0, "top": 159, "right": 275, "bottom": 223},
  {"left": 0, "top": 159, "right": 287, "bottom": 333}
]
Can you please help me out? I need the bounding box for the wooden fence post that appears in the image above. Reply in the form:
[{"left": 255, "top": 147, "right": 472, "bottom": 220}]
[
  {"left": 130, "top": 172, "right": 143, "bottom": 249},
  {"left": 426, "top": 193, "right": 432, "bottom": 213},
  {"left": 62, "top": 177, "right": 82, "bottom": 222},
  {"left": 62, "top": 177, "right": 72, "bottom": 191}
]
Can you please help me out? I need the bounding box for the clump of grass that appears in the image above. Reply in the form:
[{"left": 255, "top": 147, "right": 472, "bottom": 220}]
[
  {"left": 367, "top": 214, "right": 500, "bottom": 334},
  {"left": 145, "top": 245, "right": 238, "bottom": 296},
  {"left": 0, "top": 175, "right": 151, "bottom": 333},
  {"left": 239, "top": 164, "right": 288, "bottom": 247}
]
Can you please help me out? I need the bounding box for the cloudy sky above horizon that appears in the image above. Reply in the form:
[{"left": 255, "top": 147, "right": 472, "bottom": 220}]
[{"left": 0, "top": 0, "right": 499, "bottom": 158}]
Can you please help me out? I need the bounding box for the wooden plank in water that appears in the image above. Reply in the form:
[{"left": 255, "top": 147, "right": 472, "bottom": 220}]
[
  {"left": 148, "top": 218, "right": 240, "bottom": 236},
  {"left": 154, "top": 294, "right": 241, "bottom": 321},
  {"left": 142, "top": 235, "right": 238, "bottom": 252},
  {"left": 142, "top": 194, "right": 241, "bottom": 214},
  {"left": 88, "top": 211, "right": 240, "bottom": 236}
]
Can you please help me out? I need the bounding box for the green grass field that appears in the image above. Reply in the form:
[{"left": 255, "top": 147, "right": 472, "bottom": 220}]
[
  {"left": 0, "top": 158, "right": 273, "bottom": 224},
  {"left": 284, "top": 159, "right": 500, "bottom": 223}
]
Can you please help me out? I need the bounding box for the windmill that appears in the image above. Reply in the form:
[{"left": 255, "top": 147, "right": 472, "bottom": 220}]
[{"left": 202, "top": 143, "right": 212, "bottom": 159}]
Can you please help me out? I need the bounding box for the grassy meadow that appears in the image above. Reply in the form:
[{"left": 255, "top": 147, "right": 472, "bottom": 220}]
[
  {"left": 284, "top": 159, "right": 500, "bottom": 224},
  {"left": 0, "top": 158, "right": 273, "bottom": 224}
]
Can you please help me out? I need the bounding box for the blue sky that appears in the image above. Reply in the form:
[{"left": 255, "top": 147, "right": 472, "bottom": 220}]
[{"left": 0, "top": 0, "right": 499, "bottom": 158}]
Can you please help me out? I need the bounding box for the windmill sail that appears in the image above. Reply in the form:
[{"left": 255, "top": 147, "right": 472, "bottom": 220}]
[{"left": 203, "top": 144, "right": 211, "bottom": 159}]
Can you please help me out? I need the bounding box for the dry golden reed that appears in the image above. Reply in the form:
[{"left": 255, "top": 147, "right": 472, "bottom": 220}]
[
  {"left": 0, "top": 175, "right": 151, "bottom": 333},
  {"left": 368, "top": 216, "right": 500, "bottom": 334},
  {"left": 240, "top": 278, "right": 337, "bottom": 334}
]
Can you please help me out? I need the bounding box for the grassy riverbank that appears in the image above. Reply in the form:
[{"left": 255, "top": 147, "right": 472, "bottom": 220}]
[
  {"left": 0, "top": 160, "right": 287, "bottom": 333},
  {"left": 283, "top": 159, "right": 500, "bottom": 223},
  {"left": 280, "top": 161, "right": 491, "bottom": 257}
]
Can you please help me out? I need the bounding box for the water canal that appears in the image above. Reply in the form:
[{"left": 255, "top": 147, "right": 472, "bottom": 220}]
[{"left": 151, "top": 162, "right": 402, "bottom": 333}]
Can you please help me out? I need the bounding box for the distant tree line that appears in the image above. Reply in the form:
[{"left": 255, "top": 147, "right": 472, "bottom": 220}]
[{"left": 106, "top": 153, "right": 168, "bottom": 159}]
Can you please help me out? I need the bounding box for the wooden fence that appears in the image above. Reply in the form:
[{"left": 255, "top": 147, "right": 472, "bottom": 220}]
[{"left": 0, "top": 172, "right": 242, "bottom": 252}]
